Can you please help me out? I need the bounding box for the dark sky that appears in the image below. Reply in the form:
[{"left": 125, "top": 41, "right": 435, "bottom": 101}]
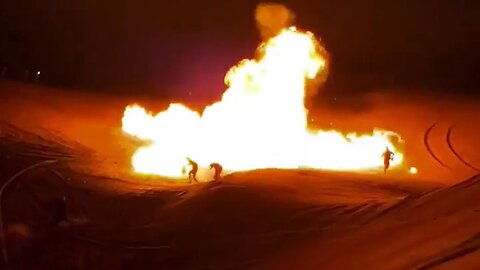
[{"left": 1, "top": 0, "right": 479, "bottom": 97}]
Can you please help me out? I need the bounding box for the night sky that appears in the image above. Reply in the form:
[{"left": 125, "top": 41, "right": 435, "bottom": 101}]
[{"left": 1, "top": 0, "right": 479, "bottom": 98}]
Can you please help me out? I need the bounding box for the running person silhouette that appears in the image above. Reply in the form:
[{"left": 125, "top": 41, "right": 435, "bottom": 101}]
[
  {"left": 381, "top": 147, "right": 395, "bottom": 174},
  {"left": 210, "top": 163, "right": 223, "bottom": 181},
  {"left": 186, "top": 158, "right": 199, "bottom": 183}
]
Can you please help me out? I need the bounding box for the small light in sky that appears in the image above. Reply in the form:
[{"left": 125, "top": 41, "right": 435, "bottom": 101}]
[
  {"left": 37, "top": 71, "right": 41, "bottom": 75},
  {"left": 409, "top": 167, "right": 418, "bottom": 174}
]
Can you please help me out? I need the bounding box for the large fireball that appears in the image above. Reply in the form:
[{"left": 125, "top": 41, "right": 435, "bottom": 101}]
[{"left": 122, "top": 27, "right": 403, "bottom": 178}]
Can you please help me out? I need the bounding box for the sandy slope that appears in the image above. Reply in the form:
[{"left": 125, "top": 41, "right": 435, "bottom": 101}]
[
  {"left": 0, "top": 82, "right": 479, "bottom": 269},
  {"left": 256, "top": 174, "right": 480, "bottom": 270},
  {"left": 3, "top": 152, "right": 478, "bottom": 269}
]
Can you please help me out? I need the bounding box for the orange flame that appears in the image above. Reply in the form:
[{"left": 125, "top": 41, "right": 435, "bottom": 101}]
[{"left": 122, "top": 27, "right": 403, "bottom": 178}]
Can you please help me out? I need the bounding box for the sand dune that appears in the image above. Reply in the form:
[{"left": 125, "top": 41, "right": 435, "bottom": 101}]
[{"left": 0, "top": 82, "right": 479, "bottom": 269}]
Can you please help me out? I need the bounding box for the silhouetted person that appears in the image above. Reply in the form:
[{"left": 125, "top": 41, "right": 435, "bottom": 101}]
[
  {"left": 187, "top": 158, "right": 199, "bottom": 183},
  {"left": 382, "top": 147, "right": 395, "bottom": 174},
  {"left": 210, "top": 163, "right": 223, "bottom": 181}
]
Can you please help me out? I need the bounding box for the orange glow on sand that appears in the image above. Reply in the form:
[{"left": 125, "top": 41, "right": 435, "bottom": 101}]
[{"left": 122, "top": 27, "right": 404, "bottom": 178}]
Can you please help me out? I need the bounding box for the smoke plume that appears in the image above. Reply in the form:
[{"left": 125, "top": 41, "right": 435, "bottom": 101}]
[
  {"left": 255, "top": 3, "right": 329, "bottom": 98},
  {"left": 255, "top": 3, "right": 296, "bottom": 40}
]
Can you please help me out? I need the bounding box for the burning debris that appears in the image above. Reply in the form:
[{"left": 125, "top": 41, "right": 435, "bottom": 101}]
[{"left": 122, "top": 4, "right": 404, "bottom": 179}]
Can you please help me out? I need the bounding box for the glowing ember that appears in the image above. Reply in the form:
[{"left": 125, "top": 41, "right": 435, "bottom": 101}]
[{"left": 122, "top": 27, "right": 403, "bottom": 178}]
